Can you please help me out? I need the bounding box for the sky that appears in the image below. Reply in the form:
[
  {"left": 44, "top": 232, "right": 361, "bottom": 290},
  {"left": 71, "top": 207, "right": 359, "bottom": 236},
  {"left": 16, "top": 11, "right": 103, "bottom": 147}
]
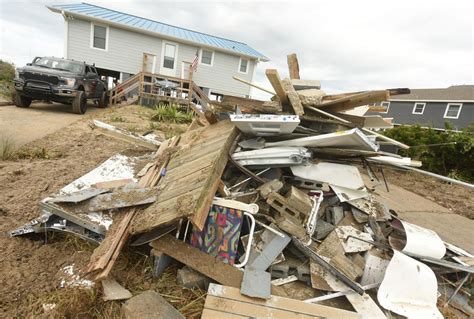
[{"left": 0, "top": 0, "right": 473, "bottom": 99}]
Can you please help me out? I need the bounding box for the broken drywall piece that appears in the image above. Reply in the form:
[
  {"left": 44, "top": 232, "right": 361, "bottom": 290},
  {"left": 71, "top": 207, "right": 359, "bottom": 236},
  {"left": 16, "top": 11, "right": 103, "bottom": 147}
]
[
  {"left": 290, "top": 162, "right": 364, "bottom": 190},
  {"left": 335, "top": 226, "right": 373, "bottom": 253},
  {"left": 230, "top": 114, "right": 300, "bottom": 136},
  {"left": 102, "top": 278, "right": 132, "bottom": 301},
  {"left": 389, "top": 219, "right": 446, "bottom": 259},
  {"left": 59, "top": 154, "right": 140, "bottom": 195},
  {"left": 232, "top": 147, "right": 312, "bottom": 167},
  {"left": 122, "top": 290, "right": 184, "bottom": 319},
  {"left": 360, "top": 249, "right": 390, "bottom": 286},
  {"left": 377, "top": 251, "right": 443, "bottom": 318},
  {"left": 330, "top": 185, "right": 370, "bottom": 202},
  {"left": 265, "top": 128, "right": 379, "bottom": 152}
]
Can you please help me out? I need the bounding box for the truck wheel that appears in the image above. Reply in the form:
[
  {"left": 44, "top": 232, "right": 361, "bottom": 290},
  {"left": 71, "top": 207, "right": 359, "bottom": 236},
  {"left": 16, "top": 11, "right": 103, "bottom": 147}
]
[
  {"left": 98, "top": 90, "right": 108, "bottom": 108},
  {"left": 72, "top": 91, "right": 87, "bottom": 114},
  {"left": 14, "top": 92, "right": 32, "bottom": 108}
]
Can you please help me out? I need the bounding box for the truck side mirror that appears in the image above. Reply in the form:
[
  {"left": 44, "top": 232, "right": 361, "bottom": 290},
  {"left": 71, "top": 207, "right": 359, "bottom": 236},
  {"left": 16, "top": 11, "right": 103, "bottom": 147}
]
[{"left": 87, "top": 72, "right": 96, "bottom": 79}]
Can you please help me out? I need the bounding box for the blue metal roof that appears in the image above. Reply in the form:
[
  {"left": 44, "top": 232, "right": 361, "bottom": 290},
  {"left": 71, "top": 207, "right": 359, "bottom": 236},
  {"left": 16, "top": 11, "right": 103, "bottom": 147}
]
[{"left": 48, "top": 3, "right": 269, "bottom": 61}]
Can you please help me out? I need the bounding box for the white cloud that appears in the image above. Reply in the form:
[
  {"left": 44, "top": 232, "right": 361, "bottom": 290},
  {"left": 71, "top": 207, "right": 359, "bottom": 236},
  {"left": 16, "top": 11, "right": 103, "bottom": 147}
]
[{"left": 1, "top": 0, "right": 472, "bottom": 99}]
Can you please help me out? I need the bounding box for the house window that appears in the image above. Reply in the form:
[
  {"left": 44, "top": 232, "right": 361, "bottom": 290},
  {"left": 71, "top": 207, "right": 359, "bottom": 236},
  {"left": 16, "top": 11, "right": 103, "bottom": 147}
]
[
  {"left": 412, "top": 102, "right": 426, "bottom": 115},
  {"left": 444, "top": 103, "right": 462, "bottom": 119},
  {"left": 92, "top": 24, "right": 107, "bottom": 50},
  {"left": 380, "top": 101, "right": 390, "bottom": 113},
  {"left": 201, "top": 49, "right": 214, "bottom": 66},
  {"left": 163, "top": 43, "right": 176, "bottom": 69},
  {"left": 239, "top": 58, "right": 249, "bottom": 73}
]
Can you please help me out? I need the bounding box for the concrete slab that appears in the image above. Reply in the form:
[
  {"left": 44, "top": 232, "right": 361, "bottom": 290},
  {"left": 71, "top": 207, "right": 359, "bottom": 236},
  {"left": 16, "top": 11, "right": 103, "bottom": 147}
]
[{"left": 369, "top": 176, "right": 474, "bottom": 254}]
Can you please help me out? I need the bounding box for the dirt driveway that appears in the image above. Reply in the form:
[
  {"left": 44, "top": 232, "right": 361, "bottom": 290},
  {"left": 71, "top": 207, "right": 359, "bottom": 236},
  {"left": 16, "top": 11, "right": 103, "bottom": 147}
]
[{"left": 0, "top": 102, "right": 103, "bottom": 148}]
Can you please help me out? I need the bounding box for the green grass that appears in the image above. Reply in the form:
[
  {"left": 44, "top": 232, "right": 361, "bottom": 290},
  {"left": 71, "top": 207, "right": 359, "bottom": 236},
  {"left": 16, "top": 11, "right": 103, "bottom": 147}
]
[
  {"left": 0, "top": 135, "right": 16, "bottom": 160},
  {"left": 150, "top": 103, "right": 193, "bottom": 124}
]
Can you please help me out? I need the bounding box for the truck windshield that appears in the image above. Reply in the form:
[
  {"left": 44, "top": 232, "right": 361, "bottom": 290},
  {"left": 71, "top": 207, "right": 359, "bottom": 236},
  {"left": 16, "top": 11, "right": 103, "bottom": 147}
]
[{"left": 33, "top": 57, "right": 84, "bottom": 73}]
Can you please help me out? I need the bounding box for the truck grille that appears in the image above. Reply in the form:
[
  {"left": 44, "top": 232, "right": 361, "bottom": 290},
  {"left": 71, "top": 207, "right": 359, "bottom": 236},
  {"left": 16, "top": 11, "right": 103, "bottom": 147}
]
[{"left": 23, "top": 72, "right": 59, "bottom": 85}]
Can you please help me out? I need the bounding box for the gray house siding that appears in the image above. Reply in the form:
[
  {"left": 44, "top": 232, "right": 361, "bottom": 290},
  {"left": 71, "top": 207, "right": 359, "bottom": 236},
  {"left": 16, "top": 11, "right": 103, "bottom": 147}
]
[
  {"left": 368, "top": 101, "right": 473, "bottom": 130},
  {"left": 66, "top": 18, "right": 254, "bottom": 97}
]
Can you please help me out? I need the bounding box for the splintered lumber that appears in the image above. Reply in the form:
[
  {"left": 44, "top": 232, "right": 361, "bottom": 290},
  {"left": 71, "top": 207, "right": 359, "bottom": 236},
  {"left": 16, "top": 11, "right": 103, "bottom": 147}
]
[
  {"left": 151, "top": 235, "right": 243, "bottom": 288},
  {"left": 317, "top": 90, "right": 390, "bottom": 113},
  {"left": 282, "top": 78, "right": 305, "bottom": 115},
  {"left": 130, "top": 120, "right": 238, "bottom": 234},
  {"left": 151, "top": 235, "right": 288, "bottom": 297},
  {"left": 287, "top": 53, "right": 300, "bottom": 79},
  {"left": 92, "top": 120, "right": 161, "bottom": 150},
  {"left": 218, "top": 95, "right": 282, "bottom": 114},
  {"left": 265, "top": 69, "right": 289, "bottom": 104},
  {"left": 85, "top": 137, "right": 179, "bottom": 279},
  {"left": 232, "top": 76, "right": 275, "bottom": 95},
  {"left": 202, "top": 283, "right": 362, "bottom": 319}
]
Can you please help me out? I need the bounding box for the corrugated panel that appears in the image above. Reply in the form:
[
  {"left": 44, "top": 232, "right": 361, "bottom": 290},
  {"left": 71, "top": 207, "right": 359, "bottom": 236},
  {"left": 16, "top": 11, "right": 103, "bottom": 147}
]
[{"left": 50, "top": 2, "right": 268, "bottom": 60}]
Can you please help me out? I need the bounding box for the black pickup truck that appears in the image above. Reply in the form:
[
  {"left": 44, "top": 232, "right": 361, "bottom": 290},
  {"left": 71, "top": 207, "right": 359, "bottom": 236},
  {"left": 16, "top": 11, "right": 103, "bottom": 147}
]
[{"left": 13, "top": 56, "right": 108, "bottom": 114}]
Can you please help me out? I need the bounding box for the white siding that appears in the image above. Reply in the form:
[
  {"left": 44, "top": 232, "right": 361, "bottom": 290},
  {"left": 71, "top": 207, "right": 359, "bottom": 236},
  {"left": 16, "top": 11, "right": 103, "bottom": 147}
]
[{"left": 67, "top": 18, "right": 257, "bottom": 97}]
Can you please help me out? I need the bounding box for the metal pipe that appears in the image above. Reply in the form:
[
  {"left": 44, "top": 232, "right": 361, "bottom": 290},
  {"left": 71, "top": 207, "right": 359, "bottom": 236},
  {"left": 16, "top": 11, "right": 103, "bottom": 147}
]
[
  {"left": 228, "top": 168, "right": 271, "bottom": 190},
  {"left": 234, "top": 212, "right": 256, "bottom": 269}
]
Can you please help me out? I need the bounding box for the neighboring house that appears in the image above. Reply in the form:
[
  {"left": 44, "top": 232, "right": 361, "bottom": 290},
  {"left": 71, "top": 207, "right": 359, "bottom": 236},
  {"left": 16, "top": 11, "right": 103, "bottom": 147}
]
[
  {"left": 47, "top": 3, "right": 269, "bottom": 99},
  {"left": 368, "top": 85, "right": 474, "bottom": 130}
]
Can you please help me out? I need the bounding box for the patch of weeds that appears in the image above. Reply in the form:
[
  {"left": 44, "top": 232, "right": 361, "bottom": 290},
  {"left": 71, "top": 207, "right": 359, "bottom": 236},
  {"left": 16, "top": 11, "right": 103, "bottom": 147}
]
[
  {"left": 150, "top": 103, "right": 194, "bottom": 124},
  {"left": 110, "top": 115, "right": 126, "bottom": 123},
  {"left": 126, "top": 125, "right": 140, "bottom": 133},
  {"left": 0, "top": 135, "right": 16, "bottom": 160},
  {"left": 148, "top": 121, "right": 160, "bottom": 131},
  {"left": 16, "top": 146, "right": 50, "bottom": 160}
]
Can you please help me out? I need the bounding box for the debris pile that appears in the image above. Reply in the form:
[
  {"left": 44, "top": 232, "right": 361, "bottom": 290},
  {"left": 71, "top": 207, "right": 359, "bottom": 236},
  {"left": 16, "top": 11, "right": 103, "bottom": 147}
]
[{"left": 10, "top": 54, "right": 473, "bottom": 318}]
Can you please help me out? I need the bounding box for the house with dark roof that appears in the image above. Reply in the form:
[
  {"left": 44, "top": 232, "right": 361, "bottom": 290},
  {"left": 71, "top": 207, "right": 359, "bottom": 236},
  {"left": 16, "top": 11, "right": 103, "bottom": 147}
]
[
  {"left": 47, "top": 3, "right": 269, "bottom": 99},
  {"left": 368, "top": 85, "right": 474, "bottom": 130}
]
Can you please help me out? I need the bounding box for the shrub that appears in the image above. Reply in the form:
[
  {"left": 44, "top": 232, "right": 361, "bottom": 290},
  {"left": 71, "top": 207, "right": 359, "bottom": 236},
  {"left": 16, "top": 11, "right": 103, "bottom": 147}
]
[
  {"left": 150, "top": 102, "right": 193, "bottom": 124},
  {"left": 0, "top": 60, "right": 15, "bottom": 81},
  {"left": 383, "top": 124, "right": 474, "bottom": 182}
]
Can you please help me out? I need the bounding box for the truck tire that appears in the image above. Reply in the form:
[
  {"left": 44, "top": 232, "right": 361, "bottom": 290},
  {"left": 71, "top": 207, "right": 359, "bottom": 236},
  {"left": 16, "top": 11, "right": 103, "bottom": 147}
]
[
  {"left": 72, "top": 91, "right": 87, "bottom": 114},
  {"left": 98, "top": 90, "right": 108, "bottom": 108},
  {"left": 14, "top": 92, "right": 32, "bottom": 108}
]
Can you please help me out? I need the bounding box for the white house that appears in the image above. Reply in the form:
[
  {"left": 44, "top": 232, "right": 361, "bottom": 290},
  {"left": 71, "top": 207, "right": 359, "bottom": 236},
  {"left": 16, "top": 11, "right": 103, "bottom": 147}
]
[{"left": 47, "top": 3, "right": 269, "bottom": 99}]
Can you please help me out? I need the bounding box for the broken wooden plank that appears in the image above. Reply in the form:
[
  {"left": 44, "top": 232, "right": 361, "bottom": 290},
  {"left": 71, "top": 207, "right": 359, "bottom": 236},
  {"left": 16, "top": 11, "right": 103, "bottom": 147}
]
[
  {"left": 92, "top": 120, "right": 161, "bottom": 150},
  {"left": 282, "top": 78, "right": 304, "bottom": 115},
  {"left": 287, "top": 53, "right": 300, "bottom": 79},
  {"left": 265, "top": 69, "right": 289, "bottom": 104},
  {"left": 131, "top": 120, "right": 238, "bottom": 234},
  {"left": 317, "top": 90, "right": 390, "bottom": 113},
  {"left": 61, "top": 187, "right": 158, "bottom": 213},
  {"left": 150, "top": 235, "right": 288, "bottom": 297},
  {"left": 85, "top": 137, "right": 179, "bottom": 277},
  {"left": 151, "top": 235, "right": 244, "bottom": 288},
  {"left": 202, "top": 284, "right": 361, "bottom": 319}
]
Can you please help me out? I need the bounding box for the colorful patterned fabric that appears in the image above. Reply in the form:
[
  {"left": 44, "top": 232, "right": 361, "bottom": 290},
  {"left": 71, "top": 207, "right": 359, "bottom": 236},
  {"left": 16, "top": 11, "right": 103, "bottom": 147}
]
[{"left": 191, "top": 204, "right": 243, "bottom": 265}]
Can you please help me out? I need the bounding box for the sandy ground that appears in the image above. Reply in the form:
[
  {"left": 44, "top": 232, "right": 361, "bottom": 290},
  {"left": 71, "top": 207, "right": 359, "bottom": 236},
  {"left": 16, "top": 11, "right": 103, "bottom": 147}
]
[
  {"left": 0, "top": 103, "right": 103, "bottom": 148},
  {"left": 0, "top": 104, "right": 472, "bottom": 317}
]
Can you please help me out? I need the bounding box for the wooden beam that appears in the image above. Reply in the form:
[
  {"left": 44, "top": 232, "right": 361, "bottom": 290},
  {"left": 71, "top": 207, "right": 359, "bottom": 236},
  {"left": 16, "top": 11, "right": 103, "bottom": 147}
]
[
  {"left": 150, "top": 235, "right": 289, "bottom": 297},
  {"left": 318, "top": 90, "right": 390, "bottom": 113},
  {"left": 85, "top": 137, "right": 179, "bottom": 278},
  {"left": 287, "top": 53, "right": 300, "bottom": 80},
  {"left": 232, "top": 76, "right": 275, "bottom": 95},
  {"left": 282, "top": 78, "right": 304, "bottom": 115},
  {"left": 265, "top": 69, "right": 289, "bottom": 104},
  {"left": 202, "top": 284, "right": 361, "bottom": 319}
]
